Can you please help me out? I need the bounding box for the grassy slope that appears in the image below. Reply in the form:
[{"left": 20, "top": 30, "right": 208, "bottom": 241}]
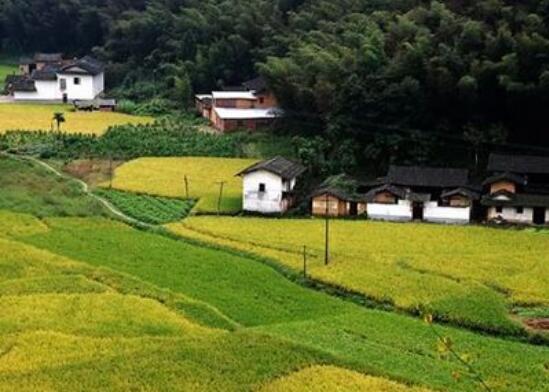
[
  {"left": 0, "top": 156, "right": 105, "bottom": 217},
  {"left": 0, "top": 63, "right": 17, "bottom": 83},
  {"left": 0, "top": 104, "right": 153, "bottom": 135},
  {"left": 168, "top": 216, "right": 549, "bottom": 334},
  {"left": 108, "top": 157, "right": 258, "bottom": 213}
]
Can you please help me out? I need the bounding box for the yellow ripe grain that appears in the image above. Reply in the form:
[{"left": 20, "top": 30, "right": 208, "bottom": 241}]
[
  {"left": 108, "top": 157, "right": 258, "bottom": 213},
  {"left": 0, "top": 104, "right": 153, "bottom": 135},
  {"left": 168, "top": 216, "right": 549, "bottom": 329},
  {"left": 257, "top": 365, "right": 431, "bottom": 392},
  {"left": 0, "top": 210, "right": 50, "bottom": 238}
]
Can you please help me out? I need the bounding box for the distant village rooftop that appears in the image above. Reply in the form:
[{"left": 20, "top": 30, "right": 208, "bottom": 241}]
[
  {"left": 488, "top": 153, "right": 549, "bottom": 174},
  {"left": 387, "top": 165, "right": 470, "bottom": 188}
]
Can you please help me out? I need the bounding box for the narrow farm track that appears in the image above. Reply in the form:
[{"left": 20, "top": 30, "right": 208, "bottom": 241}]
[{"left": 1, "top": 152, "right": 151, "bottom": 227}]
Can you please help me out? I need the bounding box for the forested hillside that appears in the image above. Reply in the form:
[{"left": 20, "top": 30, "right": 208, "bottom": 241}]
[{"left": 2, "top": 0, "right": 549, "bottom": 166}]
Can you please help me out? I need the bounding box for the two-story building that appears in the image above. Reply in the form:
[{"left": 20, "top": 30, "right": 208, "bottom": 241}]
[
  {"left": 481, "top": 154, "right": 549, "bottom": 225},
  {"left": 195, "top": 77, "right": 282, "bottom": 132},
  {"left": 237, "top": 156, "right": 305, "bottom": 214},
  {"left": 9, "top": 55, "right": 104, "bottom": 102}
]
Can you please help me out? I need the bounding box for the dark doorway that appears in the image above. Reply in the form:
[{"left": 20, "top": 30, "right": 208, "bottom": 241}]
[
  {"left": 349, "top": 202, "right": 358, "bottom": 216},
  {"left": 62, "top": 93, "right": 68, "bottom": 103},
  {"left": 533, "top": 207, "right": 546, "bottom": 225},
  {"left": 413, "top": 202, "right": 424, "bottom": 221}
]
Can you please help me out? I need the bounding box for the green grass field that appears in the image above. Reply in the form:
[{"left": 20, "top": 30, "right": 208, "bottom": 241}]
[
  {"left": 0, "top": 63, "right": 17, "bottom": 83},
  {"left": 1, "top": 155, "right": 548, "bottom": 391},
  {"left": 0, "top": 104, "right": 153, "bottom": 135},
  {"left": 168, "top": 216, "right": 549, "bottom": 335},
  {"left": 108, "top": 157, "right": 258, "bottom": 213}
]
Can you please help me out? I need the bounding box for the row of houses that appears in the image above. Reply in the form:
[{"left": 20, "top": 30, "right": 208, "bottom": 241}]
[
  {"left": 4, "top": 53, "right": 109, "bottom": 107},
  {"left": 195, "top": 77, "right": 282, "bottom": 132},
  {"left": 237, "top": 154, "right": 549, "bottom": 226}
]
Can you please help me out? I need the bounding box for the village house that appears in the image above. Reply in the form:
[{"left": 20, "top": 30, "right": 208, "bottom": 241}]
[
  {"left": 481, "top": 153, "right": 549, "bottom": 225},
  {"left": 195, "top": 77, "right": 282, "bottom": 132},
  {"left": 7, "top": 55, "right": 105, "bottom": 103},
  {"left": 237, "top": 156, "right": 305, "bottom": 214},
  {"left": 311, "top": 175, "right": 367, "bottom": 217},
  {"left": 365, "top": 166, "right": 479, "bottom": 224}
]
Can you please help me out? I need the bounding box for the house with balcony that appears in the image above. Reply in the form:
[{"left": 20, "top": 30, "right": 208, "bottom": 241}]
[
  {"left": 481, "top": 154, "right": 549, "bottom": 225},
  {"left": 237, "top": 156, "right": 306, "bottom": 214}
]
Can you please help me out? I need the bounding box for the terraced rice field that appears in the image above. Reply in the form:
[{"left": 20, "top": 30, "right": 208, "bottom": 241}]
[
  {"left": 1, "top": 155, "right": 548, "bottom": 391},
  {"left": 0, "top": 104, "right": 153, "bottom": 135},
  {"left": 108, "top": 157, "right": 258, "bottom": 213},
  {"left": 168, "top": 216, "right": 549, "bottom": 335}
]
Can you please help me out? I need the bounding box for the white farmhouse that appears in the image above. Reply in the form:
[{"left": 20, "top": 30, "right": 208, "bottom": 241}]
[
  {"left": 365, "top": 166, "right": 479, "bottom": 224},
  {"left": 237, "top": 156, "right": 306, "bottom": 214},
  {"left": 11, "top": 56, "right": 104, "bottom": 102}
]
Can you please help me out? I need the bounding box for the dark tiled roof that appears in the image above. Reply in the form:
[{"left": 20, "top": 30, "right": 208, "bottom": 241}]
[
  {"left": 482, "top": 191, "right": 549, "bottom": 207},
  {"left": 31, "top": 64, "right": 61, "bottom": 81},
  {"left": 243, "top": 76, "right": 267, "bottom": 93},
  {"left": 441, "top": 187, "right": 481, "bottom": 200},
  {"left": 482, "top": 172, "right": 527, "bottom": 186},
  {"left": 387, "top": 165, "right": 469, "bottom": 188},
  {"left": 237, "top": 156, "right": 306, "bottom": 180},
  {"left": 11, "top": 78, "right": 36, "bottom": 92},
  {"left": 222, "top": 85, "right": 248, "bottom": 91},
  {"left": 4, "top": 74, "right": 25, "bottom": 84},
  {"left": 61, "top": 56, "right": 104, "bottom": 75},
  {"left": 365, "top": 184, "right": 408, "bottom": 201},
  {"left": 311, "top": 187, "right": 358, "bottom": 202},
  {"left": 34, "top": 53, "right": 63, "bottom": 63},
  {"left": 487, "top": 153, "right": 549, "bottom": 174}
]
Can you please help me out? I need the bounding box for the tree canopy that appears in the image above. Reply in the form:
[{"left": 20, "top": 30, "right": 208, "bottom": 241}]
[{"left": 1, "top": 0, "right": 549, "bottom": 167}]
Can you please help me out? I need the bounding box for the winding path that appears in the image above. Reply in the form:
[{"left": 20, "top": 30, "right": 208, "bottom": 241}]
[{"left": 2, "top": 152, "right": 152, "bottom": 227}]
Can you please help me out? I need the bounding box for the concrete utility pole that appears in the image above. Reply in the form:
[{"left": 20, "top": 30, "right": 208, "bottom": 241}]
[
  {"left": 216, "top": 181, "right": 226, "bottom": 215},
  {"left": 184, "top": 175, "right": 189, "bottom": 199},
  {"left": 324, "top": 193, "right": 330, "bottom": 265}
]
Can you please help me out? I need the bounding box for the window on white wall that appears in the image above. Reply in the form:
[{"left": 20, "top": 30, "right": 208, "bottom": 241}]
[
  {"left": 496, "top": 206, "right": 503, "bottom": 213},
  {"left": 258, "top": 183, "right": 266, "bottom": 193},
  {"left": 74, "top": 77, "right": 81, "bottom": 85},
  {"left": 516, "top": 206, "right": 524, "bottom": 214},
  {"left": 60, "top": 79, "right": 66, "bottom": 90}
]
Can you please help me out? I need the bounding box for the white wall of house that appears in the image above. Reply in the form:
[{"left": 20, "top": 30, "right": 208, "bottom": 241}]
[
  {"left": 367, "top": 200, "right": 413, "bottom": 221},
  {"left": 487, "top": 207, "right": 534, "bottom": 223},
  {"left": 243, "top": 170, "right": 295, "bottom": 213},
  {"left": 546, "top": 208, "right": 549, "bottom": 222},
  {"left": 14, "top": 73, "right": 103, "bottom": 102},
  {"left": 423, "top": 201, "right": 471, "bottom": 224},
  {"left": 58, "top": 73, "right": 102, "bottom": 100}
]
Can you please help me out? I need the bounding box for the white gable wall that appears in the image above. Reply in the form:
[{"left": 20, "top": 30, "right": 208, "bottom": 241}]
[
  {"left": 243, "top": 170, "right": 291, "bottom": 213},
  {"left": 367, "top": 200, "right": 413, "bottom": 221},
  {"left": 58, "top": 73, "right": 102, "bottom": 100},
  {"left": 487, "top": 207, "right": 533, "bottom": 223},
  {"left": 424, "top": 201, "right": 471, "bottom": 224}
]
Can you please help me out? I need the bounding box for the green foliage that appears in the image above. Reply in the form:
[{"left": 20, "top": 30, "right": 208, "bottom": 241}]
[
  {"left": 0, "top": 118, "right": 298, "bottom": 160},
  {"left": 94, "top": 188, "right": 195, "bottom": 224}
]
